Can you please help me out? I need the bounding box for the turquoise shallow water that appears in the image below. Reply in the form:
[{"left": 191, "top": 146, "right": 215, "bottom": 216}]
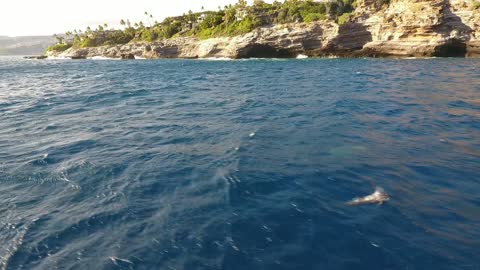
[{"left": 0, "top": 57, "right": 479, "bottom": 270}]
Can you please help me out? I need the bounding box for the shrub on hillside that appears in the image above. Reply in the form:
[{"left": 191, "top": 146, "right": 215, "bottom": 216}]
[
  {"left": 337, "top": 12, "right": 352, "bottom": 25},
  {"left": 46, "top": 43, "right": 72, "bottom": 52},
  {"left": 303, "top": 13, "right": 327, "bottom": 23}
]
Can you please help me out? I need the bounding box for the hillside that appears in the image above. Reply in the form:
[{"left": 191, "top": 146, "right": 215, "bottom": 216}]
[{"left": 0, "top": 36, "right": 55, "bottom": 55}]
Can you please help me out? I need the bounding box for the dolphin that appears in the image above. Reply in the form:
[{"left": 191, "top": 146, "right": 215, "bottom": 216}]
[{"left": 347, "top": 187, "right": 389, "bottom": 206}]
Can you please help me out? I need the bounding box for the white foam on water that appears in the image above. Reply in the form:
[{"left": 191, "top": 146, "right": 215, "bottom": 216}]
[
  {"left": 241, "top": 58, "right": 287, "bottom": 61},
  {"left": 89, "top": 56, "right": 120, "bottom": 60},
  {"left": 109, "top": 256, "right": 134, "bottom": 265},
  {"left": 404, "top": 56, "right": 438, "bottom": 60},
  {"left": 296, "top": 54, "right": 309, "bottom": 59},
  {"left": 0, "top": 226, "right": 28, "bottom": 270},
  {"left": 347, "top": 187, "right": 389, "bottom": 206},
  {"left": 232, "top": 175, "right": 241, "bottom": 183},
  {"left": 201, "top": 57, "right": 234, "bottom": 61},
  {"left": 46, "top": 56, "right": 72, "bottom": 60},
  {"left": 198, "top": 57, "right": 291, "bottom": 61},
  {"left": 0, "top": 214, "right": 39, "bottom": 270},
  {"left": 58, "top": 171, "right": 81, "bottom": 190}
]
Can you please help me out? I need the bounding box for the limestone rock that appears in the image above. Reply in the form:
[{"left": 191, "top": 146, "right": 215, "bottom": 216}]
[{"left": 47, "top": 0, "right": 480, "bottom": 59}]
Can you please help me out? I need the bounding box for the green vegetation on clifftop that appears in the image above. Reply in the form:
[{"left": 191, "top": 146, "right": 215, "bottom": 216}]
[
  {"left": 47, "top": 0, "right": 360, "bottom": 52},
  {"left": 46, "top": 43, "right": 72, "bottom": 52}
]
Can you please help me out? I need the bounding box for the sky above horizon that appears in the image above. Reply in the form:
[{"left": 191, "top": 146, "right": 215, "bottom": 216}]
[{"left": 0, "top": 0, "right": 263, "bottom": 37}]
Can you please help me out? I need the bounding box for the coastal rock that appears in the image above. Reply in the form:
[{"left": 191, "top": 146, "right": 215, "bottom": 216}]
[
  {"left": 23, "top": 55, "right": 47, "bottom": 59},
  {"left": 47, "top": 0, "right": 480, "bottom": 59},
  {"left": 359, "top": 0, "right": 479, "bottom": 57},
  {"left": 120, "top": 53, "right": 135, "bottom": 59}
]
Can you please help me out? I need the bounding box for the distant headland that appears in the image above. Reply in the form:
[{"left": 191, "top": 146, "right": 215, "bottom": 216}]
[
  {"left": 44, "top": 0, "right": 480, "bottom": 59},
  {"left": 0, "top": 36, "right": 54, "bottom": 55}
]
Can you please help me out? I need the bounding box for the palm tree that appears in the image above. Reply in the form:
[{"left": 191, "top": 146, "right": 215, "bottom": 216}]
[
  {"left": 237, "top": 0, "right": 247, "bottom": 8},
  {"left": 253, "top": 0, "right": 265, "bottom": 6},
  {"left": 149, "top": 14, "right": 154, "bottom": 26},
  {"left": 65, "top": 31, "right": 72, "bottom": 41},
  {"left": 54, "top": 34, "right": 64, "bottom": 44}
]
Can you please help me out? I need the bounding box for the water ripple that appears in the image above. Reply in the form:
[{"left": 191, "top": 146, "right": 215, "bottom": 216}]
[{"left": 0, "top": 56, "right": 479, "bottom": 269}]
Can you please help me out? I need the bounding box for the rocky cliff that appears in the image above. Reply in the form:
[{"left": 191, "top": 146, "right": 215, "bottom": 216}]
[
  {"left": 48, "top": 0, "right": 480, "bottom": 59},
  {"left": 359, "top": 0, "right": 480, "bottom": 57}
]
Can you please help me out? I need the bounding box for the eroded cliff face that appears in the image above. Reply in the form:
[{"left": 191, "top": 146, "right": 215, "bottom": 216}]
[
  {"left": 359, "top": 0, "right": 480, "bottom": 57},
  {"left": 48, "top": 0, "right": 480, "bottom": 59}
]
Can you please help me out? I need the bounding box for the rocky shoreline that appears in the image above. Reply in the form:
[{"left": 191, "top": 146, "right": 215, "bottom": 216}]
[{"left": 46, "top": 0, "right": 480, "bottom": 59}]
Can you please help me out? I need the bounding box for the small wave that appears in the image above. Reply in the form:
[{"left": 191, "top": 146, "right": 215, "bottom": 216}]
[
  {"left": 201, "top": 57, "right": 292, "bottom": 61},
  {"left": 240, "top": 57, "right": 288, "bottom": 61},
  {"left": 223, "top": 174, "right": 242, "bottom": 186},
  {"left": 0, "top": 215, "right": 40, "bottom": 270},
  {"left": 322, "top": 55, "right": 339, "bottom": 59},
  {"left": 109, "top": 256, "right": 134, "bottom": 266},
  {"left": 0, "top": 225, "right": 28, "bottom": 270},
  {"left": 46, "top": 56, "right": 72, "bottom": 60},
  {"left": 403, "top": 56, "right": 439, "bottom": 60},
  {"left": 200, "top": 57, "right": 234, "bottom": 61},
  {"left": 347, "top": 187, "right": 389, "bottom": 206},
  {"left": 200, "top": 57, "right": 291, "bottom": 61},
  {"left": 57, "top": 172, "right": 81, "bottom": 190},
  {"left": 89, "top": 56, "right": 120, "bottom": 60}
]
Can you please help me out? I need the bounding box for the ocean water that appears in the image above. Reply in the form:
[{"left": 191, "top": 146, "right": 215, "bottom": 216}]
[{"left": 0, "top": 56, "right": 479, "bottom": 270}]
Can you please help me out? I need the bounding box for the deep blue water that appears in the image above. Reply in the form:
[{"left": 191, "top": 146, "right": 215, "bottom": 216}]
[{"left": 0, "top": 56, "right": 479, "bottom": 270}]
